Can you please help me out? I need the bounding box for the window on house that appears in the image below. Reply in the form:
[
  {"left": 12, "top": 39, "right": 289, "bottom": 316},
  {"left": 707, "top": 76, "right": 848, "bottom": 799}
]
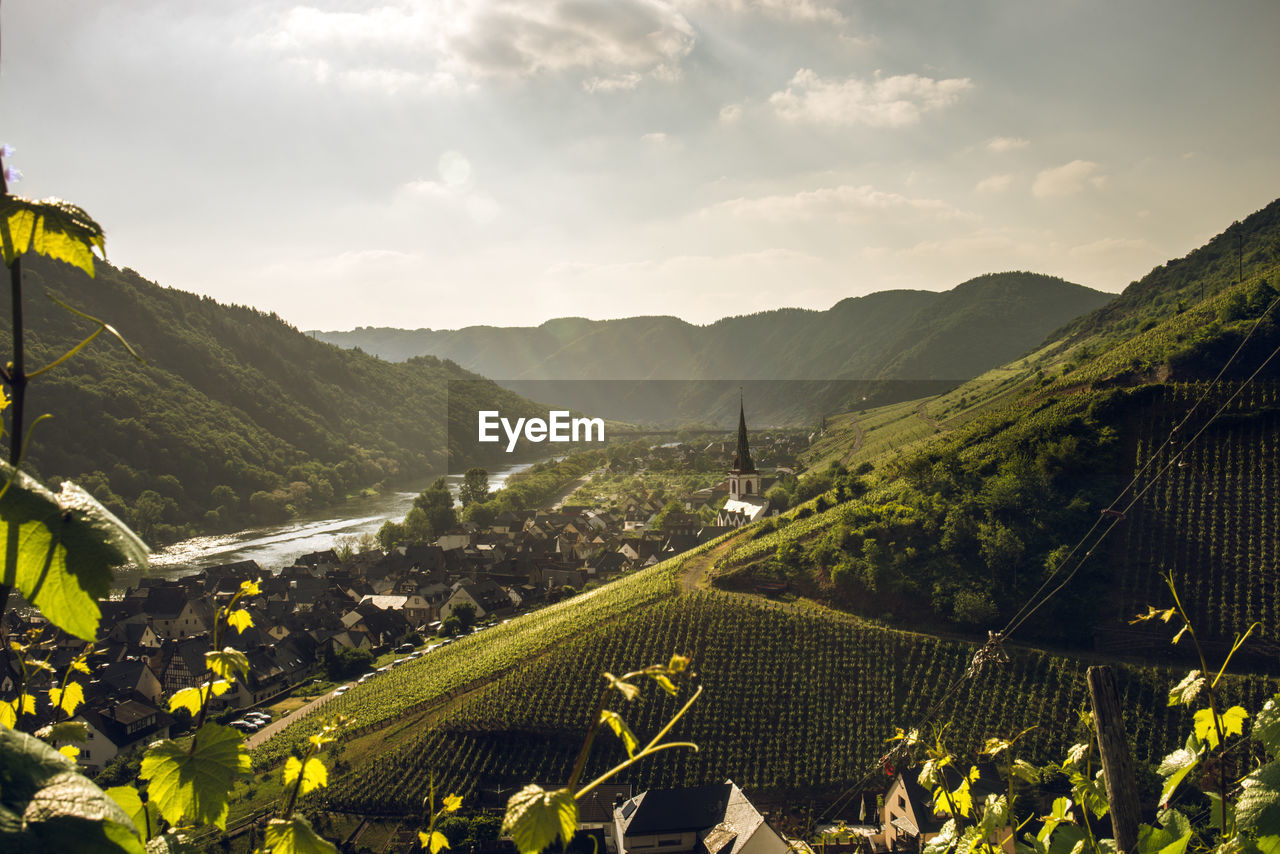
[
  {"left": 83, "top": 750, "right": 91, "bottom": 759},
  {"left": 898, "top": 796, "right": 906, "bottom": 811}
]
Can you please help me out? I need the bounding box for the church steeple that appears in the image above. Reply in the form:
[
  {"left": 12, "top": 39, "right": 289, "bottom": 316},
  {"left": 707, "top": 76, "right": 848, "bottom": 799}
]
[
  {"left": 732, "top": 396, "right": 755, "bottom": 473},
  {"left": 727, "top": 395, "right": 761, "bottom": 502}
]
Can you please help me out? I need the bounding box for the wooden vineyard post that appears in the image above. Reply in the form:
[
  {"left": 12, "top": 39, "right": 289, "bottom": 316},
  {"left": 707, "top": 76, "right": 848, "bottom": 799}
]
[{"left": 1087, "top": 665, "right": 1141, "bottom": 854}]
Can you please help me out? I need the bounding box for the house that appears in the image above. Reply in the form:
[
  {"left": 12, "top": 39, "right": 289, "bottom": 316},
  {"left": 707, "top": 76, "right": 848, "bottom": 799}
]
[
  {"left": 68, "top": 692, "right": 172, "bottom": 775},
  {"left": 610, "top": 781, "right": 787, "bottom": 854},
  {"left": 879, "top": 767, "right": 1014, "bottom": 854},
  {"left": 140, "top": 586, "right": 213, "bottom": 639}
]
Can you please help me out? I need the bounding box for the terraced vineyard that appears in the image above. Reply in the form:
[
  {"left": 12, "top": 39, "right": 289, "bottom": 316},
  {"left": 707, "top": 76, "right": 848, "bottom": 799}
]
[
  {"left": 319, "top": 592, "right": 1278, "bottom": 815},
  {"left": 252, "top": 556, "right": 682, "bottom": 767},
  {"left": 1109, "top": 381, "right": 1280, "bottom": 655}
]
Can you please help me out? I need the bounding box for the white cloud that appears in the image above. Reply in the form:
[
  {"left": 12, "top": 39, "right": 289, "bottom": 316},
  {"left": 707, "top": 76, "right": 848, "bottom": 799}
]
[
  {"left": 718, "top": 103, "right": 743, "bottom": 123},
  {"left": 701, "top": 184, "right": 972, "bottom": 223},
  {"left": 683, "top": 0, "right": 846, "bottom": 24},
  {"left": 987, "top": 136, "right": 1029, "bottom": 153},
  {"left": 249, "top": 1, "right": 696, "bottom": 93},
  {"left": 767, "top": 69, "right": 973, "bottom": 127},
  {"left": 1032, "top": 160, "right": 1107, "bottom": 198},
  {"left": 975, "top": 173, "right": 1014, "bottom": 194}
]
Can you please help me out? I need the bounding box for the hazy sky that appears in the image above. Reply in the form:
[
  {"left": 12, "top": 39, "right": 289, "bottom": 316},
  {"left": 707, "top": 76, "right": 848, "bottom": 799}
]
[{"left": 5, "top": 1, "right": 1279, "bottom": 331}]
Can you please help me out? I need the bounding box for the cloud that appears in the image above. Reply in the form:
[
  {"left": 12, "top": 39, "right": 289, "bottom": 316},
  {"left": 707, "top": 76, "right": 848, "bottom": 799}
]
[
  {"left": 718, "top": 103, "right": 743, "bottom": 123},
  {"left": 1032, "top": 160, "right": 1107, "bottom": 198},
  {"left": 766, "top": 69, "right": 973, "bottom": 127},
  {"left": 683, "top": 0, "right": 846, "bottom": 24},
  {"left": 700, "top": 184, "right": 972, "bottom": 223},
  {"left": 975, "top": 174, "right": 1014, "bottom": 194},
  {"left": 987, "top": 136, "right": 1029, "bottom": 153},
  {"left": 249, "top": 1, "right": 696, "bottom": 93}
]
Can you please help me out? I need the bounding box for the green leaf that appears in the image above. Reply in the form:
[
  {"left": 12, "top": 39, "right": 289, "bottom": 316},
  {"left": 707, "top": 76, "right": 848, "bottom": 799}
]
[
  {"left": 205, "top": 648, "right": 249, "bottom": 681},
  {"left": 1157, "top": 749, "right": 1200, "bottom": 807},
  {"left": 0, "top": 465, "right": 149, "bottom": 641},
  {"left": 36, "top": 721, "right": 89, "bottom": 744},
  {"left": 1167, "top": 671, "right": 1204, "bottom": 708},
  {"left": 1012, "top": 759, "right": 1040, "bottom": 785},
  {"left": 603, "top": 672, "right": 639, "bottom": 701},
  {"left": 420, "top": 830, "right": 451, "bottom": 853},
  {"left": 1237, "top": 762, "right": 1280, "bottom": 839},
  {"left": 648, "top": 672, "right": 678, "bottom": 696},
  {"left": 442, "top": 794, "right": 463, "bottom": 813},
  {"left": 49, "top": 681, "right": 85, "bottom": 719},
  {"left": 263, "top": 815, "right": 338, "bottom": 854},
  {"left": 923, "top": 820, "right": 957, "bottom": 854},
  {"left": 1255, "top": 696, "right": 1280, "bottom": 758},
  {"left": 105, "top": 786, "right": 161, "bottom": 843},
  {"left": 283, "top": 756, "right": 328, "bottom": 796},
  {"left": 0, "top": 726, "right": 144, "bottom": 852},
  {"left": 1038, "top": 797, "right": 1075, "bottom": 844},
  {"left": 600, "top": 709, "right": 639, "bottom": 758},
  {"left": 1222, "top": 705, "right": 1249, "bottom": 738},
  {"left": 139, "top": 723, "right": 250, "bottom": 830},
  {"left": 1070, "top": 771, "right": 1109, "bottom": 820},
  {"left": 0, "top": 196, "right": 105, "bottom": 276},
  {"left": 502, "top": 784, "right": 577, "bottom": 854},
  {"left": 225, "top": 609, "right": 253, "bottom": 634}
]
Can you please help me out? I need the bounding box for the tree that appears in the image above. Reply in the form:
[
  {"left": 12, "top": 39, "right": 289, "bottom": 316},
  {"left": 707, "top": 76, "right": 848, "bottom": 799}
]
[
  {"left": 451, "top": 601, "right": 477, "bottom": 630},
  {"left": 412, "top": 478, "right": 458, "bottom": 540},
  {"left": 458, "top": 468, "right": 489, "bottom": 507}
]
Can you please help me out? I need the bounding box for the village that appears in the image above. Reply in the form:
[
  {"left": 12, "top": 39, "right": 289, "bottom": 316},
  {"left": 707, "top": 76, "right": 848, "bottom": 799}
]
[{"left": 0, "top": 414, "right": 811, "bottom": 784}]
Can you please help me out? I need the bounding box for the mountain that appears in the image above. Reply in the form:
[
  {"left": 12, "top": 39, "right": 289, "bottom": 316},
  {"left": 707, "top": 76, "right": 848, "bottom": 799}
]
[
  {"left": 3, "top": 258, "right": 548, "bottom": 543},
  {"left": 245, "top": 197, "right": 1280, "bottom": 817},
  {"left": 314, "top": 272, "right": 1111, "bottom": 425}
]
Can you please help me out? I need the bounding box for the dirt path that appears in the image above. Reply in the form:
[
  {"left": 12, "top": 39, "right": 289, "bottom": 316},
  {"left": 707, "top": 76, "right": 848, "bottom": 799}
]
[
  {"left": 680, "top": 531, "right": 750, "bottom": 593},
  {"left": 840, "top": 416, "right": 866, "bottom": 465},
  {"left": 915, "top": 401, "right": 943, "bottom": 432}
]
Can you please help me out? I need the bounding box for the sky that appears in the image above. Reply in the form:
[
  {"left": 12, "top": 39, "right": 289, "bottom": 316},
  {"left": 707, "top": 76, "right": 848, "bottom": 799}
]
[{"left": 4, "top": 0, "right": 1280, "bottom": 331}]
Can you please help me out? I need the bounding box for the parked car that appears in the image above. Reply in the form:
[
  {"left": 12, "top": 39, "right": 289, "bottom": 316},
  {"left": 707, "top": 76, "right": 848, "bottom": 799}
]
[
  {"left": 358, "top": 671, "right": 376, "bottom": 683},
  {"left": 334, "top": 685, "right": 351, "bottom": 695},
  {"left": 396, "top": 643, "right": 415, "bottom": 653}
]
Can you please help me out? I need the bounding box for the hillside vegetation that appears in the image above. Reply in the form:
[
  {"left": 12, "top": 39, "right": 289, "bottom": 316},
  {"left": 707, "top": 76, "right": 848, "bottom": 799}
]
[{"left": 5, "top": 258, "right": 546, "bottom": 542}]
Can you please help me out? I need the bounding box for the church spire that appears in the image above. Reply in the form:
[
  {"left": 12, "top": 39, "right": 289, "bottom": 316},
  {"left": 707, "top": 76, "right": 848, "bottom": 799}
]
[{"left": 732, "top": 395, "right": 755, "bottom": 473}]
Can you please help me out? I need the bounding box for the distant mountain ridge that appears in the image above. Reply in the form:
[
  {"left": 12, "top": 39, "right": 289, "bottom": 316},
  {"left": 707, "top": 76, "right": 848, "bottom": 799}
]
[{"left": 315, "top": 272, "right": 1111, "bottom": 424}]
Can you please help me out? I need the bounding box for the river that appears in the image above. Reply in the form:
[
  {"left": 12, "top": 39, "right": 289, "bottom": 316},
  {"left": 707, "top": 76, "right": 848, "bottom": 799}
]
[{"left": 110, "top": 459, "right": 549, "bottom": 589}]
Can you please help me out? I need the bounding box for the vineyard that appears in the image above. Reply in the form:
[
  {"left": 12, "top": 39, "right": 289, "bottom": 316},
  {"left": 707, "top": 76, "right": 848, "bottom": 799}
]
[
  {"left": 251, "top": 555, "right": 682, "bottom": 768},
  {"left": 1107, "top": 380, "right": 1280, "bottom": 656},
  {"left": 317, "top": 591, "right": 1278, "bottom": 815}
]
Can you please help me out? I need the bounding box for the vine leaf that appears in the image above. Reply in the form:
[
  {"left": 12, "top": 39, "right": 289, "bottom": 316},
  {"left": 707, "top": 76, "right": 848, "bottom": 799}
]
[
  {"left": 283, "top": 756, "right": 329, "bottom": 796},
  {"left": 1237, "top": 762, "right": 1280, "bottom": 840},
  {"left": 263, "top": 815, "right": 338, "bottom": 854},
  {"left": 600, "top": 709, "right": 639, "bottom": 758},
  {"left": 1167, "top": 671, "right": 1204, "bottom": 708},
  {"left": 0, "top": 726, "right": 143, "bottom": 852},
  {"left": 420, "top": 830, "right": 451, "bottom": 853},
  {"left": 0, "top": 196, "right": 105, "bottom": 277},
  {"left": 105, "top": 786, "right": 161, "bottom": 843},
  {"left": 139, "top": 723, "right": 250, "bottom": 830},
  {"left": 1158, "top": 749, "right": 1200, "bottom": 808},
  {"left": 0, "top": 463, "right": 150, "bottom": 641},
  {"left": 502, "top": 784, "right": 577, "bottom": 854},
  {"left": 49, "top": 681, "right": 85, "bottom": 718},
  {"left": 1256, "top": 696, "right": 1280, "bottom": 758}
]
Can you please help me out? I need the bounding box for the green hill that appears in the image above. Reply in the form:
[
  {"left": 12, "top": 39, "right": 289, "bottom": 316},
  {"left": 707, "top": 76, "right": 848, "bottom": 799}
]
[
  {"left": 313, "top": 273, "right": 1110, "bottom": 426},
  {"left": 4, "top": 258, "right": 547, "bottom": 543}
]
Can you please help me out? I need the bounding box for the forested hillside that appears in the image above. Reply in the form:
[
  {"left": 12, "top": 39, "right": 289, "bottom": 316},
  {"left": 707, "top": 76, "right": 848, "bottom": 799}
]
[{"left": 4, "top": 258, "right": 546, "bottom": 542}]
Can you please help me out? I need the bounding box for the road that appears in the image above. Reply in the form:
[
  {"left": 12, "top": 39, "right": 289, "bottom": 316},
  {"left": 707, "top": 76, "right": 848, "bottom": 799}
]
[{"left": 245, "top": 685, "right": 347, "bottom": 749}]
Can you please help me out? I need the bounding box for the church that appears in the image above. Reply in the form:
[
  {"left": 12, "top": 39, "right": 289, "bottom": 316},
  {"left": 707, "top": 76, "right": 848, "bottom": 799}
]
[{"left": 715, "top": 399, "right": 773, "bottom": 528}]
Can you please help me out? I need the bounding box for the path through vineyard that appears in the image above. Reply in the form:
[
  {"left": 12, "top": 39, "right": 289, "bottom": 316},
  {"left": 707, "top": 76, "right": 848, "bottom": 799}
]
[{"left": 681, "top": 531, "right": 750, "bottom": 592}]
